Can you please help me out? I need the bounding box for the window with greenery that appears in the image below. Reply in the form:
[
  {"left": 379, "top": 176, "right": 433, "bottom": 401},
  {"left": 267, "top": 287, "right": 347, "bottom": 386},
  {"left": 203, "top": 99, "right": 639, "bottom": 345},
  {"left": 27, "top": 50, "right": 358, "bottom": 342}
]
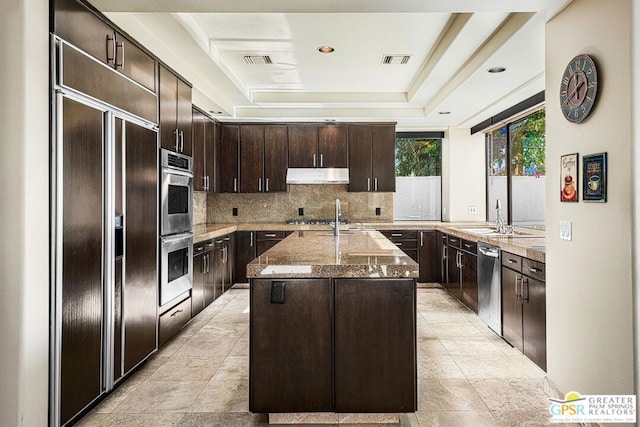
[
  {"left": 486, "top": 109, "right": 545, "bottom": 228},
  {"left": 394, "top": 136, "right": 442, "bottom": 220}
]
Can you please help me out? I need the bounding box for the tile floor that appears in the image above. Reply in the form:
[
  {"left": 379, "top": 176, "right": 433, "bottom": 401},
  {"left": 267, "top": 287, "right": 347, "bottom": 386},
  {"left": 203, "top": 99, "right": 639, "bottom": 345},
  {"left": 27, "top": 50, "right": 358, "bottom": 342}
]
[{"left": 77, "top": 286, "right": 563, "bottom": 427}]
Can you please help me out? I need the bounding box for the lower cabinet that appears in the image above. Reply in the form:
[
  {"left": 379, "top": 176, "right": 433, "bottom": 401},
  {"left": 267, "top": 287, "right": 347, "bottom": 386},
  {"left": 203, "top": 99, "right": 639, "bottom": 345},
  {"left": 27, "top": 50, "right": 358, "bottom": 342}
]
[
  {"left": 418, "top": 230, "right": 439, "bottom": 283},
  {"left": 250, "top": 277, "right": 416, "bottom": 413},
  {"left": 501, "top": 252, "right": 546, "bottom": 371},
  {"left": 334, "top": 279, "right": 417, "bottom": 412},
  {"left": 159, "top": 297, "right": 192, "bottom": 346},
  {"left": 250, "top": 279, "right": 333, "bottom": 412},
  {"left": 444, "top": 235, "right": 478, "bottom": 312},
  {"left": 235, "top": 231, "right": 256, "bottom": 283},
  {"left": 193, "top": 240, "right": 215, "bottom": 316},
  {"left": 381, "top": 230, "right": 418, "bottom": 262}
]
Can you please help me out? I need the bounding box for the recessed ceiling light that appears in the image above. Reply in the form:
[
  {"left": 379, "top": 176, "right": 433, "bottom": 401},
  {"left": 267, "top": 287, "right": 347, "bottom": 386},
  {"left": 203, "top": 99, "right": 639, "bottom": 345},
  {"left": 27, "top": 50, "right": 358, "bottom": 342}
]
[
  {"left": 438, "top": 111, "right": 451, "bottom": 115},
  {"left": 318, "top": 46, "right": 335, "bottom": 54},
  {"left": 209, "top": 110, "right": 223, "bottom": 115},
  {"left": 325, "top": 119, "right": 336, "bottom": 122},
  {"left": 488, "top": 66, "right": 507, "bottom": 73}
]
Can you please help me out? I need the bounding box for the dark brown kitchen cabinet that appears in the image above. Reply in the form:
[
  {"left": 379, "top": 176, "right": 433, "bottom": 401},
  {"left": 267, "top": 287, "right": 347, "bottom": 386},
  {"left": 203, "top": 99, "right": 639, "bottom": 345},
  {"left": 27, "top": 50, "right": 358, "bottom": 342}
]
[
  {"left": 288, "top": 125, "right": 319, "bottom": 168},
  {"left": 239, "top": 125, "right": 288, "bottom": 193},
  {"left": 159, "top": 297, "right": 192, "bottom": 346},
  {"left": 217, "top": 125, "right": 240, "bottom": 192},
  {"left": 251, "top": 278, "right": 333, "bottom": 412},
  {"left": 348, "top": 124, "right": 396, "bottom": 192},
  {"left": 192, "top": 240, "right": 215, "bottom": 316},
  {"left": 318, "top": 124, "right": 349, "bottom": 168},
  {"left": 444, "top": 235, "right": 477, "bottom": 311},
  {"left": 256, "top": 231, "right": 290, "bottom": 256},
  {"left": 335, "top": 278, "right": 416, "bottom": 412},
  {"left": 264, "top": 125, "right": 289, "bottom": 192},
  {"left": 235, "top": 231, "right": 256, "bottom": 284},
  {"left": 192, "top": 108, "right": 215, "bottom": 192},
  {"left": 381, "top": 230, "right": 418, "bottom": 262},
  {"left": 159, "top": 64, "right": 192, "bottom": 155},
  {"left": 502, "top": 253, "right": 546, "bottom": 371},
  {"left": 419, "top": 230, "right": 440, "bottom": 283},
  {"left": 439, "top": 232, "right": 448, "bottom": 284},
  {"left": 53, "top": 0, "right": 156, "bottom": 92}
]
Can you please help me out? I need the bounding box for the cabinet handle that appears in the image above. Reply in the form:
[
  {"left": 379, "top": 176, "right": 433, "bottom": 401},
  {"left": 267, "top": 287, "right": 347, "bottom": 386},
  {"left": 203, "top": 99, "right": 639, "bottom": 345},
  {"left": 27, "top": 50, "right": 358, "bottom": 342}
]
[
  {"left": 313, "top": 153, "right": 317, "bottom": 167},
  {"left": 265, "top": 233, "right": 276, "bottom": 238},
  {"left": 420, "top": 232, "right": 424, "bottom": 247},
  {"left": 442, "top": 245, "right": 447, "bottom": 260},
  {"left": 391, "top": 233, "right": 402, "bottom": 237},
  {"left": 320, "top": 153, "right": 324, "bottom": 167},
  {"left": 459, "top": 251, "right": 464, "bottom": 269},
  {"left": 258, "top": 177, "right": 262, "bottom": 192},
  {"left": 115, "top": 40, "right": 124, "bottom": 69},
  {"left": 374, "top": 178, "right": 378, "bottom": 191},
  {"left": 250, "top": 232, "right": 254, "bottom": 247},
  {"left": 528, "top": 267, "right": 542, "bottom": 273},
  {"left": 367, "top": 178, "right": 371, "bottom": 192},
  {"left": 180, "top": 131, "right": 185, "bottom": 153},
  {"left": 174, "top": 129, "right": 180, "bottom": 152},
  {"left": 464, "top": 243, "right": 472, "bottom": 249},
  {"left": 170, "top": 309, "right": 184, "bottom": 317},
  {"left": 515, "top": 276, "right": 522, "bottom": 298},
  {"left": 233, "top": 178, "right": 237, "bottom": 192},
  {"left": 223, "top": 237, "right": 231, "bottom": 242},
  {"left": 522, "top": 277, "right": 529, "bottom": 302},
  {"left": 106, "top": 34, "right": 116, "bottom": 65},
  {"left": 508, "top": 258, "right": 517, "bottom": 264},
  {"left": 395, "top": 242, "right": 402, "bottom": 247}
]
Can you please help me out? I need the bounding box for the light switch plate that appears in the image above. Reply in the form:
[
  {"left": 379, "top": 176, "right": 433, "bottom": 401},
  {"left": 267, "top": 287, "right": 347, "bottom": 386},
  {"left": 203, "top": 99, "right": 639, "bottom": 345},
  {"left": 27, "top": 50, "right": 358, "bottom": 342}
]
[{"left": 560, "top": 220, "right": 572, "bottom": 241}]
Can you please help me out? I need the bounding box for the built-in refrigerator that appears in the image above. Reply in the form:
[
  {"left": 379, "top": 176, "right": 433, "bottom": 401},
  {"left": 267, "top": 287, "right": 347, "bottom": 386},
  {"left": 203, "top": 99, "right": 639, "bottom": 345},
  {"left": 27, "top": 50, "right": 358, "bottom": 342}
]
[{"left": 50, "top": 38, "right": 159, "bottom": 426}]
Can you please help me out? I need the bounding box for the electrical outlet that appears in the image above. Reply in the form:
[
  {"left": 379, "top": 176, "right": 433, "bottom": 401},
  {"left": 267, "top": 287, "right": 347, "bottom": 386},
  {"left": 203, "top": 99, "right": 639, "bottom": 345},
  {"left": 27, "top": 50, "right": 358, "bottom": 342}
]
[
  {"left": 560, "top": 220, "right": 572, "bottom": 241},
  {"left": 468, "top": 206, "right": 478, "bottom": 215},
  {"left": 298, "top": 207, "right": 304, "bottom": 216},
  {"left": 232, "top": 207, "right": 238, "bottom": 216},
  {"left": 375, "top": 207, "right": 381, "bottom": 216}
]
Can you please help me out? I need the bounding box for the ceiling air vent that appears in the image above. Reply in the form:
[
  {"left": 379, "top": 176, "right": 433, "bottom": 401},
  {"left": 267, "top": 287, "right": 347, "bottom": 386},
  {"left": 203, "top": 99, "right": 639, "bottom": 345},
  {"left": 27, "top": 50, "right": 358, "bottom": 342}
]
[
  {"left": 243, "top": 55, "right": 275, "bottom": 65},
  {"left": 381, "top": 55, "right": 411, "bottom": 65}
]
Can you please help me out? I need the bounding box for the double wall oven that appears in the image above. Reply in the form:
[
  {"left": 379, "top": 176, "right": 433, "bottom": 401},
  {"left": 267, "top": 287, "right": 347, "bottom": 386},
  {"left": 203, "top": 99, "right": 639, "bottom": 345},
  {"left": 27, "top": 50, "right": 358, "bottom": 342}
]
[{"left": 160, "top": 148, "right": 194, "bottom": 307}]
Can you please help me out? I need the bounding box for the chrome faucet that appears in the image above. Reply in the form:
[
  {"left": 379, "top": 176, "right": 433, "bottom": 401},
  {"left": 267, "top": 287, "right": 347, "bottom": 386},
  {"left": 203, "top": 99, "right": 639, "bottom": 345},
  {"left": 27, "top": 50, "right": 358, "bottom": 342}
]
[
  {"left": 332, "top": 198, "right": 342, "bottom": 237},
  {"left": 495, "top": 199, "right": 512, "bottom": 235}
]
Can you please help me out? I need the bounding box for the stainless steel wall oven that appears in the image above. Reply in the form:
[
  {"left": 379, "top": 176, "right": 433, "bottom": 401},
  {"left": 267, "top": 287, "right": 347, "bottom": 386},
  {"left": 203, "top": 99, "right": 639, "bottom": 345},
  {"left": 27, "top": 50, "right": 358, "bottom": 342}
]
[
  {"left": 160, "top": 232, "right": 193, "bottom": 306},
  {"left": 160, "top": 148, "right": 193, "bottom": 236}
]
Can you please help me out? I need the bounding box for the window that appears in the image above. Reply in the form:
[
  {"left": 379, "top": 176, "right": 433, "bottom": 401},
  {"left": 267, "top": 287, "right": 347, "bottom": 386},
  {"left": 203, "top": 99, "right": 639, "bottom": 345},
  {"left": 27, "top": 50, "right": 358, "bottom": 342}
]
[
  {"left": 486, "top": 109, "right": 545, "bottom": 228},
  {"left": 394, "top": 135, "right": 442, "bottom": 220}
]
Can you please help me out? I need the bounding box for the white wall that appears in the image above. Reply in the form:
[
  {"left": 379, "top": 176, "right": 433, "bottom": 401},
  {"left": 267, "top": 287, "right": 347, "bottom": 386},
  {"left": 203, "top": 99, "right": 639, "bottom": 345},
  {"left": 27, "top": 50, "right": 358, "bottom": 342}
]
[
  {"left": 633, "top": 0, "right": 640, "bottom": 410},
  {"left": 546, "top": 0, "right": 635, "bottom": 400},
  {"left": 0, "top": 0, "right": 50, "bottom": 425},
  {"left": 442, "top": 127, "right": 487, "bottom": 222}
]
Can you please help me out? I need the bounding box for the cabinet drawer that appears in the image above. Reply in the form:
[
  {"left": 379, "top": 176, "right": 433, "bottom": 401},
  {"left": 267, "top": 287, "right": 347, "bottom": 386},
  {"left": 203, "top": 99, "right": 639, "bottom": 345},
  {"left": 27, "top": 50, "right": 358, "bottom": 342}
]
[
  {"left": 256, "top": 231, "right": 287, "bottom": 240},
  {"left": 502, "top": 252, "right": 522, "bottom": 271},
  {"left": 381, "top": 230, "right": 418, "bottom": 241},
  {"left": 523, "top": 258, "right": 545, "bottom": 282},
  {"left": 390, "top": 240, "right": 418, "bottom": 250},
  {"left": 461, "top": 240, "right": 477, "bottom": 254},
  {"left": 447, "top": 236, "right": 462, "bottom": 249},
  {"left": 159, "top": 297, "right": 191, "bottom": 346}
]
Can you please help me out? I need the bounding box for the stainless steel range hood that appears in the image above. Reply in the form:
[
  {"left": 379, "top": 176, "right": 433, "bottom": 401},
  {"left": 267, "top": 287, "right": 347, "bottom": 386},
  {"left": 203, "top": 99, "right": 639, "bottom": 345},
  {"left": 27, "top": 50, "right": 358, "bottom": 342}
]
[{"left": 286, "top": 168, "right": 349, "bottom": 184}]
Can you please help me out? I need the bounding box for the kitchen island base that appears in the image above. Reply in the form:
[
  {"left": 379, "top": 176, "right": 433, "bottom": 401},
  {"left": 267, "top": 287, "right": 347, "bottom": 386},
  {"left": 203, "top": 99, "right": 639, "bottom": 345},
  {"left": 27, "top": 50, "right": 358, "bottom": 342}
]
[{"left": 249, "top": 277, "right": 417, "bottom": 414}]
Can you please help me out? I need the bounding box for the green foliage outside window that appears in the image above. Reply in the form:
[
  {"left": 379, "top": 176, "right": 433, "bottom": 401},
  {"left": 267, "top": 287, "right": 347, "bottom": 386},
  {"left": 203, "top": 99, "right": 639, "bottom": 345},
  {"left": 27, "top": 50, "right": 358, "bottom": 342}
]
[
  {"left": 510, "top": 109, "right": 546, "bottom": 176},
  {"left": 395, "top": 138, "right": 442, "bottom": 177}
]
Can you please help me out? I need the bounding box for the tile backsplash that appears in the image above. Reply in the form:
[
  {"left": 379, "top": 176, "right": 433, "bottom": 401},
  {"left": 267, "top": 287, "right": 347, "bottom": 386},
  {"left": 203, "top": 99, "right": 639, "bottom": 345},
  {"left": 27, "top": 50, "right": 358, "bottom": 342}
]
[
  {"left": 193, "top": 191, "right": 208, "bottom": 225},
  {"left": 204, "top": 185, "right": 393, "bottom": 223}
]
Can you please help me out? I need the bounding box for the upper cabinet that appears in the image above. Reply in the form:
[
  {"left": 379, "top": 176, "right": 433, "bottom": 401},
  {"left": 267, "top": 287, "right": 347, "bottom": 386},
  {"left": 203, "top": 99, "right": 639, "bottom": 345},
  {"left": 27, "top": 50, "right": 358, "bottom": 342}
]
[
  {"left": 348, "top": 124, "right": 396, "bottom": 192},
  {"left": 192, "top": 107, "right": 216, "bottom": 192},
  {"left": 159, "top": 65, "right": 192, "bottom": 156},
  {"left": 288, "top": 125, "right": 318, "bottom": 168},
  {"left": 217, "top": 125, "right": 240, "bottom": 193},
  {"left": 288, "top": 125, "right": 348, "bottom": 168},
  {"left": 53, "top": 0, "right": 156, "bottom": 92},
  {"left": 240, "top": 125, "right": 288, "bottom": 193},
  {"left": 318, "top": 124, "right": 348, "bottom": 168}
]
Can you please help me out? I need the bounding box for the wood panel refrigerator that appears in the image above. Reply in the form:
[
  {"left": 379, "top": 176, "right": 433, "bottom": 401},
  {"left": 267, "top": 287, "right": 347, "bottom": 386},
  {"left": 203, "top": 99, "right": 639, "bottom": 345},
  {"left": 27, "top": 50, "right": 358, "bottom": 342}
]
[{"left": 50, "top": 39, "right": 158, "bottom": 426}]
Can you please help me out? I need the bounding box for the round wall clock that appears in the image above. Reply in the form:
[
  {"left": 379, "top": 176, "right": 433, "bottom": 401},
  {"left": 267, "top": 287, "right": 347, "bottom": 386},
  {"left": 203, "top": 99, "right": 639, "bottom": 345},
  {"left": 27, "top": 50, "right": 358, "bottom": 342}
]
[{"left": 559, "top": 54, "right": 598, "bottom": 123}]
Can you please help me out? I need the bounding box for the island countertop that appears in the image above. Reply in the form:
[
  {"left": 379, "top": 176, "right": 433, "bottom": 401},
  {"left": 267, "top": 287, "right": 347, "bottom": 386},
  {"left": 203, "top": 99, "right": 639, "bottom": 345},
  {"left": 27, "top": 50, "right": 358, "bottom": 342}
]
[{"left": 246, "top": 229, "right": 419, "bottom": 279}]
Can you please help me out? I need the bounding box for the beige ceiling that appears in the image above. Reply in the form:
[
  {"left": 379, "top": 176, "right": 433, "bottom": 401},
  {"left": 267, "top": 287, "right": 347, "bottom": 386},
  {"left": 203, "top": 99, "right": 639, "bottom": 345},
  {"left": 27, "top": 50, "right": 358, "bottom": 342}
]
[{"left": 93, "top": 0, "right": 573, "bottom": 130}]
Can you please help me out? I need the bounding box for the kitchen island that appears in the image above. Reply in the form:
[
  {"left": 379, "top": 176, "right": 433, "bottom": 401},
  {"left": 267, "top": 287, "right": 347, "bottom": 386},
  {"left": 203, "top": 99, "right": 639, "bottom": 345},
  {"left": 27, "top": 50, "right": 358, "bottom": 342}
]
[{"left": 247, "top": 230, "right": 418, "bottom": 423}]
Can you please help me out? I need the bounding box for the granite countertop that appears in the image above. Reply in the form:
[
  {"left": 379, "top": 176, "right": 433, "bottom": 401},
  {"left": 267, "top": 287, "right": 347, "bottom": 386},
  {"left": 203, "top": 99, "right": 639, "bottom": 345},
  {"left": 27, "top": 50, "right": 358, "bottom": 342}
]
[
  {"left": 193, "top": 221, "right": 546, "bottom": 262},
  {"left": 246, "top": 229, "right": 419, "bottom": 279}
]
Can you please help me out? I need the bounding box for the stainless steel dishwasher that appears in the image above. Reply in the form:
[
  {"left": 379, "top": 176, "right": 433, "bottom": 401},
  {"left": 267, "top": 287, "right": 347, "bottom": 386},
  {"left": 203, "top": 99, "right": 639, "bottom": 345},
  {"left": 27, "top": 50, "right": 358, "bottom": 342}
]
[{"left": 477, "top": 243, "right": 502, "bottom": 335}]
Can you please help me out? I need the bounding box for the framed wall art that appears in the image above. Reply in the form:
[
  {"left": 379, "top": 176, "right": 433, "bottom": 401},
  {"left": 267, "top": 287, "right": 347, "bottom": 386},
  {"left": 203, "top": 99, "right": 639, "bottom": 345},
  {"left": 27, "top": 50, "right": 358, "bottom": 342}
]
[
  {"left": 582, "top": 152, "right": 607, "bottom": 202},
  {"left": 560, "top": 153, "right": 578, "bottom": 202}
]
